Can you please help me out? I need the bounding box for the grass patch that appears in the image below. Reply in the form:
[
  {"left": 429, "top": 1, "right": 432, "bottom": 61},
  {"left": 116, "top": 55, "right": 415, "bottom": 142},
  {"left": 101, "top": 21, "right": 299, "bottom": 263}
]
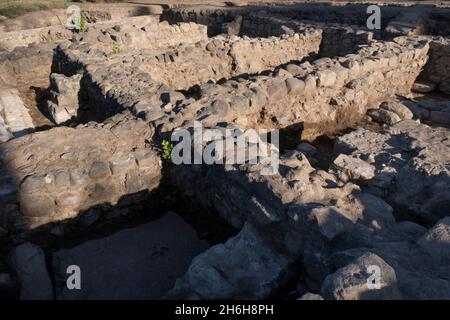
[
  {"left": 0, "top": 2, "right": 70, "bottom": 19},
  {"left": 161, "top": 139, "right": 174, "bottom": 161},
  {"left": 111, "top": 44, "right": 121, "bottom": 54},
  {"left": 73, "top": 13, "right": 87, "bottom": 32},
  {"left": 76, "top": 0, "right": 128, "bottom": 3}
]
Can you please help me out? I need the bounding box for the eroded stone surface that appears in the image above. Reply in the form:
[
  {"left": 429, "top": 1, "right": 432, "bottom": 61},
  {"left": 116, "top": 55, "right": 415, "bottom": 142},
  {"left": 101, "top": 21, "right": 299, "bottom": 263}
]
[
  {"left": 45, "top": 73, "right": 82, "bottom": 125},
  {"left": 0, "top": 88, "right": 34, "bottom": 139},
  {"left": 9, "top": 242, "right": 53, "bottom": 300},
  {"left": 322, "top": 253, "right": 403, "bottom": 300},
  {"left": 159, "top": 37, "right": 429, "bottom": 140},
  {"left": 167, "top": 144, "right": 450, "bottom": 299},
  {"left": 1, "top": 1, "right": 450, "bottom": 301},
  {"left": 0, "top": 114, "right": 161, "bottom": 229},
  {"left": 335, "top": 120, "right": 450, "bottom": 224}
]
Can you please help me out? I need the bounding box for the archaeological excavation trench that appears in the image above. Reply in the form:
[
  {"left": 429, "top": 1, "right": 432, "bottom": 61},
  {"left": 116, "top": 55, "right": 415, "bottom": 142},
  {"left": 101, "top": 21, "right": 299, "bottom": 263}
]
[{"left": 0, "top": 2, "right": 449, "bottom": 300}]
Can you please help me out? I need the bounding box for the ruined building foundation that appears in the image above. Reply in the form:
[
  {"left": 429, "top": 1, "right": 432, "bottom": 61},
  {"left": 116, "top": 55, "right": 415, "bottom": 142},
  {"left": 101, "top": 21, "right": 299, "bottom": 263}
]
[{"left": 0, "top": 2, "right": 449, "bottom": 300}]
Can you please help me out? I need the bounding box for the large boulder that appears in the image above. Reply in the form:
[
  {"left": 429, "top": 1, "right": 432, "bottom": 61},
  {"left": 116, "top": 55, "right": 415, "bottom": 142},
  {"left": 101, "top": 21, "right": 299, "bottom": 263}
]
[
  {"left": 9, "top": 243, "right": 53, "bottom": 300},
  {"left": 321, "top": 252, "right": 403, "bottom": 300},
  {"left": 418, "top": 217, "right": 450, "bottom": 265},
  {"left": 0, "top": 88, "right": 34, "bottom": 138},
  {"left": 379, "top": 101, "right": 413, "bottom": 120},
  {"left": 335, "top": 121, "right": 450, "bottom": 223},
  {"left": 46, "top": 73, "right": 82, "bottom": 125},
  {"left": 166, "top": 223, "right": 291, "bottom": 299},
  {"left": 331, "top": 154, "right": 375, "bottom": 181}
]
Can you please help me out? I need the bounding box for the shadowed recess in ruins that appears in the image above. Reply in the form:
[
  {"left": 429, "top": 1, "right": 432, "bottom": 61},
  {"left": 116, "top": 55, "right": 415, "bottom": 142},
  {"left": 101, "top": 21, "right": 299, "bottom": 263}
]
[{"left": 0, "top": 1, "right": 449, "bottom": 301}]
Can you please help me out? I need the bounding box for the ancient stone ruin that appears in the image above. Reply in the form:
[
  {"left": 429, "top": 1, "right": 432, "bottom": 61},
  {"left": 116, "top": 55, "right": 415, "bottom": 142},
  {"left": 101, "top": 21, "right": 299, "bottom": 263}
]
[{"left": 0, "top": 1, "right": 449, "bottom": 300}]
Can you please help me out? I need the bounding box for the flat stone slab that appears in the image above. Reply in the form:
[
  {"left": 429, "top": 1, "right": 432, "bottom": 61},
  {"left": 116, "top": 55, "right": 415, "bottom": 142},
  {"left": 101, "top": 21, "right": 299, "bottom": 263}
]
[
  {"left": 9, "top": 242, "right": 54, "bottom": 300},
  {"left": 412, "top": 80, "right": 436, "bottom": 94},
  {"left": 52, "top": 212, "right": 208, "bottom": 299},
  {"left": 0, "top": 88, "right": 34, "bottom": 137}
]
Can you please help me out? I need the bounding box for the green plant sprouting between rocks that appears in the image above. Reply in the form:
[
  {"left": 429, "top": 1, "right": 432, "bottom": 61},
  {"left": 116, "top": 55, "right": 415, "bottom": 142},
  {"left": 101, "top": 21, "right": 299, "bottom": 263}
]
[
  {"left": 74, "top": 14, "right": 87, "bottom": 33},
  {"left": 111, "top": 44, "right": 121, "bottom": 54},
  {"left": 161, "top": 139, "right": 174, "bottom": 161}
]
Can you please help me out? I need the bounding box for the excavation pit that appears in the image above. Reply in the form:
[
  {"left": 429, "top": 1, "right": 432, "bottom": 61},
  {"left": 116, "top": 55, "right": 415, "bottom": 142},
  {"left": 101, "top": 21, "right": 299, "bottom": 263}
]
[{"left": 0, "top": 1, "right": 449, "bottom": 301}]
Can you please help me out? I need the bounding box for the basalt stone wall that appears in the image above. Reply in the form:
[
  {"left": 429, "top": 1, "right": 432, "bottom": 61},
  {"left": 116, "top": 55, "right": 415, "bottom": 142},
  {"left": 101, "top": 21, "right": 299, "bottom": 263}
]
[
  {"left": 0, "top": 44, "right": 54, "bottom": 92},
  {"left": 163, "top": 4, "right": 450, "bottom": 41},
  {"left": 229, "top": 30, "right": 322, "bottom": 75},
  {"left": 239, "top": 12, "right": 373, "bottom": 57},
  {"left": 50, "top": 19, "right": 210, "bottom": 120},
  {"left": 82, "top": 10, "right": 112, "bottom": 24},
  {"left": 319, "top": 27, "right": 374, "bottom": 57},
  {"left": 51, "top": 18, "right": 209, "bottom": 81},
  {"left": 140, "top": 30, "right": 323, "bottom": 89},
  {"left": 0, "top": 114, "right": 161, "bottom": 230},
  {"left": 0, "top": 15, "right": 203, "bottom": 54},
  {"left": 0, "top": 26, "right": 72, "bottom": 52},
  {"left": 424, "top": 11, "right": 450, "bottom": 37},
  {"left": 162, "top": 3, "right": 404, "bottom": 36},
  {"left": 159, "top": 37, "right": 430, "bottom": 141},
  {"left": 53, "top": 46, "right": 175, "bottom": 120},
  {"left": 285, "top": 4, "right": 399, "bottom": 27},
  {"left": 240, "top": 13, "right": 301, "bottom": 37},
  {"left": 422, "top": 38, "right": 450, "bottom": 93},
  {"left": 68, "top": 18, "right": 207, "bottom": 54},
  {"left": 52, "top": 29, "right": 322, "bottom": 121},
  {"left": 162, "top": 6, "right": 309, "bottom": 37},
  {"left": 161, "top": 6, "right": 247, "bottom": 36}
]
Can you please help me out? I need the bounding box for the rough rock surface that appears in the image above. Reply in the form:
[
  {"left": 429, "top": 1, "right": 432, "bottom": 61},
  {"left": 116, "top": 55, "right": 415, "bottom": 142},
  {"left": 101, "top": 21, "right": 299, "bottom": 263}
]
[
  {"left": 0, "top": 88, "right": 34, "bottom": 140},
  {"left": 0, "top": 114, "right": 161, "bottom": 229},
  {"left": 168, "top": 147, "right": 450, "bottom": 299},
  {"left": 335, "top": 120, "right": 450, "bottom": 224},
  {"left": 46, "top": 73, "right": 82, "bottom": 125},
  {"left": 1, "top": 2, "right": 450, "bottom": 301},
  {"left": 367, "top": 108, "right": 402, "bottom": 126},
  {"left": 412, "top": 80, "right": 436, "bottom": 93},
  {"left": 53, "top": 24, "right": 429, "bottom": 141},
  {"left": 331, "top": 154, "right": 375, "bottom": 181},
  {"left": 322, "top": 252, "right": 403, "bottom": 300},
  {"left": 422, "top": 38, "right": 450, "bottom": 91},
  {"left": 379, "top": 101, "right": 414, "bottom": 121},
  {"left": 166, "top": 223, "right": 290, "bottom": 299},
  {"left": 418, "top": 217, "right": 450, "bottom": 265},
  {"left": 9, "top": 242, "right": 54, "bottom": 300}
]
